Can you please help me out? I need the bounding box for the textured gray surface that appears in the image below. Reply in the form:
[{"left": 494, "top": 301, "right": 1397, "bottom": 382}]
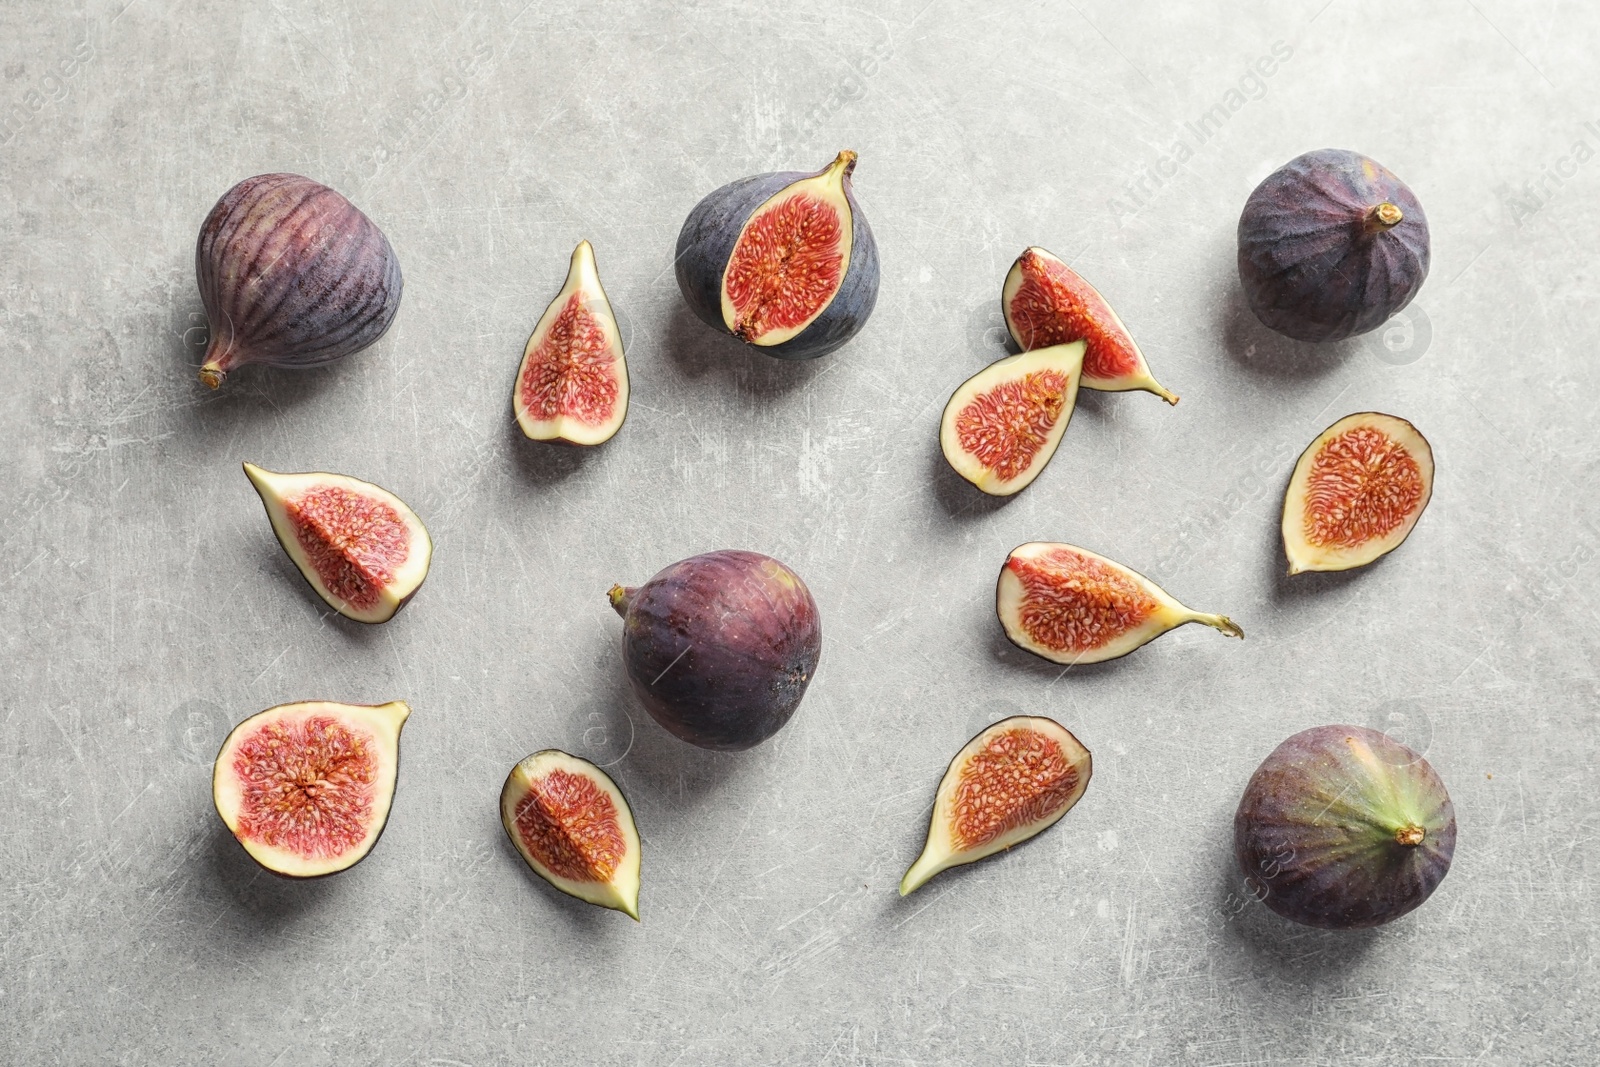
[{"left": 3, "top": 0, "right": 1597, "bottom": 1063}]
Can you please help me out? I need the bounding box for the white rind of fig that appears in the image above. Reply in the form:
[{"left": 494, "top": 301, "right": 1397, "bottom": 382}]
[{"left": 243, "top": 462, "right": 433, "bottom": 624}]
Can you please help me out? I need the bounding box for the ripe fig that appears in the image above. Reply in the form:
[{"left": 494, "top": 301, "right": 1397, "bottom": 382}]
[
  {"left": 1282, "top": 412, "right": 1434, "bottom": 575},
  {"left": 500, "top": 750, "right": 642, "bottom": 919},
  {"left": 997, "top": 542, "right": 1243, "bottom": 664},
  {"left": 244, "top": 462, "right": 433, "bottom": 624},
  {"left": 196, "top": 173, "right": 403, "bottom": 388},
  {"left": 901, "top": 716, "right": 1091, "bottom": 896},
  {"left": 513, "top": 241, "right": 628, "bottom": 445},
  {"left": 939, "top": 342, "right": 1086, "bottom": 496},
  {"left": 212, "top": 700, "right": 410, "bottom": 878},
  {"left": 609, "top": 550, "right": 821, "bottom": 751},
  {"left": 1237, "top": 149, "right": 1430, "bottom": 342},
  {"left": 1235, "top": 725, "right": 1456, "bottom": 929},
  {"left": 675, "top": 150, "right": 879, "bottom": 360},
  {"left": 1002, "top": 247, "right": 1177, "bottom": 404}
]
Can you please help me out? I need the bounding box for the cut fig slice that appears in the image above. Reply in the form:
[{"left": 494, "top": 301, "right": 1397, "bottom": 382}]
[
  {"left": 901, "top": 716, "right": 1091, "bottom": 896},
  {"left": 997, "top": 542, "right": 1243, "bottom": 664},
  {"left": 500, "top": 750, "right": 642, "bottom": 919},
  {"left": 513, "top": 240, "right": 629, "bottom": 445},
  {"left": 244, "top": 462, "right": 433, "bottom": 624},
  {"left": 719, "top": 151, "right": 863, "bottom": 348},
  {"left": 939, "top": 342, "right": 1085, "bottom": 496},
  {"left": 1002, "top": 246, "right": 1177, "bottom": 404},
  {"left": 1282, "top": 412, "right": 1434, "bottom": 575},
  {"left": 212, "top": 700, "right": 410, "bottom": 878}
]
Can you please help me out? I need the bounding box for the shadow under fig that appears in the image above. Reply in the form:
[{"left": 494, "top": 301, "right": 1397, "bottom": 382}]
[
  {"left": 199, "top": 818, "right": 340, "bottom": 928},
  {"left": 1218, "top": 285, "right": 1362, "bottom": 381},
  {"left": 495, "top": 831, "right": 622, "bottom": 933},
  {"left": 987, "top": 626, "right": 1135, "bottom": 682},
  {"left": 928, "top": 442, "right": 1019, "bottom": 522},
  {"left": 502, "top": 414, "right": 597, "bottom": 487},
  {"left": 659, "top": 300, "right": 832, "bottom": 400}
]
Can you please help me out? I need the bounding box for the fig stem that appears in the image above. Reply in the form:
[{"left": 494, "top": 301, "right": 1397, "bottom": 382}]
[
  {"left": 1366, "top": 202, "right": 1403, "bottom": 232},
  {"left": 198, "top": 365, "right": 225, "bottom": 389},
  {"left": 1394, "top": 824, "right": 1426, "bottom": 847},
  {"left": 607, "top": 585, "right": 634, "bottom": 617},
  {"left": 1191, "top": 613, "right": 1245, "bottom": 640}
]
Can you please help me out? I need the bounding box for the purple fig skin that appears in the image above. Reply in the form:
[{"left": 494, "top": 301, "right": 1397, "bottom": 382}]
[
  {"left": 609, "top": 551, "right": 821, "bottom": 751},
  {"left": 674, "top": 158, "right": 879, "bottom": 360},
  {"left": 1234, "top": 725, "right": 1456, "bottom": 930},
  {"left": 1237, "top": 149, "right": 1429, "bottom": 343},
  {"left": 196, "top": 173, "right": 403, "bottom": 388}
]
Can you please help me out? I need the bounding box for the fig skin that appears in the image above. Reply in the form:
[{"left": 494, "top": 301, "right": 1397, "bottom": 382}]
[
  {"left": 675, "top": 152, "right": 879, "bottom": 360},
  {"left": 1237, "top": 149, "right": 1429, "bottom": 342},
  {"left": 1234, "top": 725, "right": 1456, "bottom": 930},
  {"left": 609, "top": 551, "right": 821, "bottom": 751},
  {"left": 196, "top": 173, "right": 403, "bottom": 388}
]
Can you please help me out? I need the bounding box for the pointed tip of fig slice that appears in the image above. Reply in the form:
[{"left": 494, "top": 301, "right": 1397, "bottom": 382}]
[
  {"left": 1001, "top": 246, "right": 1176, "bottom": 403},
  {"left": 513, "top": 240, "right": 629, "bottom": 446},
  {"left": 500, "top": 750, "right": 642, "bottom": 919},
  {"left": 939, "top": 342, "right": 1085, "bottom": 496},
  {"left": 243, "top": 463, "right": 433, "bottom": 624},
  {"left": 1281, "top": 412, "right": 1434, "bottom": 574},
  {"left": 212, "top": 700, "right": 410, "bottom": 879},
  {"left": 901, "top": 715, "right": 1091, "bottom": 896},
  {"left": 996, "top": 541, "right": 1243, "bottom": 665}
]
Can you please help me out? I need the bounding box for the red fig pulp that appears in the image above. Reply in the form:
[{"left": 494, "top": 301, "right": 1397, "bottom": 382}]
[
  {"left": 938, "top": 343, "right": 1085, "bottom": 496},
  {"left": 196, "top": 173, "right": 402, "bottom": 388},
  {"left": 513, "top": 241, "right": 628, "bottom": 445}
]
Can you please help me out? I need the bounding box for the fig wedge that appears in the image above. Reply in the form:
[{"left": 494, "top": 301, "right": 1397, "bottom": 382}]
[
  {"left": 244, "top": 462, "right": 432, "bottom": 624},
  {"left": 501, "top": 750, "right": 642, "bottom": 919},
  {"left": 213, "top": 700, "right": 410, "bottom": 878},
  {"left": 939, "top": 342, "right": 1085, "bottom": 496},
  {"left": 901, "top": 716, "right": 1091, "bottom": 895},
  {"left": 1002, "top": 246, "right": 1177, "bottom": 403},
  {"left": 513, "top": 240, "right": 629, "bottom": 445},
  {"left": 997, "top": 542, "right": 1243, "bottom": 664},
  {"left": 1282, "top": 412, "right": 1434, "bottom": 575}
]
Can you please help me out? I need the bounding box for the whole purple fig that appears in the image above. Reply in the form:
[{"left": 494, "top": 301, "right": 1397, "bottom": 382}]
[
  {"left": 1235, "top": 725, "right": 1456, "bottom": 929},
  {"left": 195, "top": 173, "right": 403, "bottom": 388},
  {"left": 608, "top": 551, "right": 821, "bottom": 751}
]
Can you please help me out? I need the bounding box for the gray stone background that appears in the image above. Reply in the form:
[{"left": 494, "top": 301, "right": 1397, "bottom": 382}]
[{"left": 3, "top": 0, "right": 1596, "bottom": 1062}]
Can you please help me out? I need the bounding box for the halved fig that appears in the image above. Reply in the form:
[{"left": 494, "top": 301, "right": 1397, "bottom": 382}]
[
  {"left": 1282, "top": 412, "right": 1434, "bottom": 575},
  {"left": 513, "top": 240, "right": 628, "bottom": 445},
  {"left": 901, "top": 716, "right": 1091, "bottom": 896},
  {"left": 212, "top": 700, "right": 410, "bottom": 878},
  {"left": 939, "top": 342, "right": 1085, "bottom": 496},
  {"left": 500, "top": 750, "right": 641, "bottom": 919},
  {"left": 244, "top": 462, "right": 433, "bottom": 624},
  {"left": 676, "top": 150, "right": 879, "bottom": 360},
  {"left": 997, "top": 542, "right": 1243, "bottom": 664},
  {"left": 1002, "top": 246, "right": 1177, "bottom": 403}
]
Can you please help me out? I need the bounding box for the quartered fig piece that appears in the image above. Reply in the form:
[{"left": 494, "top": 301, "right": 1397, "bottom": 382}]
[
  {"left": 500, "top": 750, "right": 641, "bottom": 919},
  {"left": 1002, "top": 247, "right": 1177, "bottom": 403},
  {"left": 676, "top": 150, "right": 879, "bottom": 360},
  {"left": 196, "top": 173, "right": 402, "bottom": 388},
  {"left": 244, "top": 462, "right": 432, "bottom": 624},
  {"left": 1282, "top": 412, "right": 1433, "bottom": 575},
  {"left": 212, "top": 700, "right": 410, "bottom": 878},
  {"left": 939, "top": 342, "right": 1085, "bottom": 496},
  {"left": 1235, "top": 725, "right": 1456, "bottom": 929},
  {"left": 513, "top": 240, "right": 629, "bottom": 445},
  {"left": 1238, "top": 149, "right": 1430, "bottom": 342},
  {"left": 901, "top": 716, "right": 1091, "bottom": 896},
  {"left": 997, "top": 542, "right": 1243, "bottom": 664},
  {"left": 609, "top": 550, "right": 821, "bottom": 751}
]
